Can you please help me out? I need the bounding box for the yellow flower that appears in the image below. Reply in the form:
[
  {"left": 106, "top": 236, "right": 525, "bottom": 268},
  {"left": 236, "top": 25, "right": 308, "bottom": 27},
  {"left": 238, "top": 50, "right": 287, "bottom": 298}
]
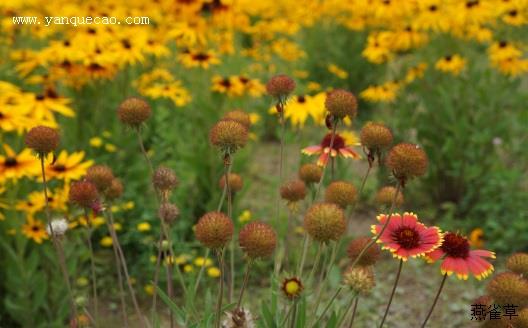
[
  {"left": 404, "top": 63, "right": 428, "bottom": 84},
  {"left": 89, "top": 137, "right": 103, "bottom": 148},
  {"left": 104, "top": 143, "right": 117, "bottom": 153},
  {"left": 100, "top": 236, "right": 113, "bottom": 247},
  {"left": 76, "top": 277, "right": 89, "bottom": 287},
  {"left": 340, "top": 131, "right": 361, "bottom": 146},
  {"left": 211, "top": 75, "right": 245, "bottom": 97},
  {"left": 102, "top": 131, "right": 112, "bottom": 138},
  {"left": 238, "top": 210, "right": 252, "bottom": 223},
  {"left": 327, "top": 64, "right": 348, "bottom": 79},
  {"left": 123, "top": 201, "right": 135, "bottom": 210},
  {"left": 362, "top": 32, "right": 393, "bottom": 64},
  {"left": 360, "top": 82, "right": 401, "bottom": 103},
  {"left": 293, "top": 70, "right": 309, "bottom": 79},
  {"left": 113, "top": 223, "right": 122, "bottom": 231},
  {"left": 22, "top": 216, "right": 48, "bottom": 244},
  {"left": 178, "top": 49, "right": 220, "bottom": 69},
  {"left": 207, "top": 267, "right": 221, "bottom": 278},
  {"left": 137, "top": 222, "right": 151, "bottom": 232},
  {"left": 0, "top": 144, "right": 40, "bottom": 182},
  {"left": 91, "top": 216, "right": 106, "bottom": 228},
  {"left": 307, "top": 82, "right": 321, "bottom": 92},
  {"left": 194, "top": 257, "right": 213, "bottom": 267},
  {"left": 469, "top": 228, "right": 485, "bottom": 249},
  {"left": 44, "top": 150, "right": 93, "bottom": 182},
  {"left": 16, "top": 186, "right": 69, "bottom": 214},
  {"left": 184, "top": 264, "right": 194, "bottom": 273},
  {"left": 435, "top": 55, "right": 466, "bottom": 76},
  {"left": 144, "top": 284, "right": 154, "bottom": 295}
]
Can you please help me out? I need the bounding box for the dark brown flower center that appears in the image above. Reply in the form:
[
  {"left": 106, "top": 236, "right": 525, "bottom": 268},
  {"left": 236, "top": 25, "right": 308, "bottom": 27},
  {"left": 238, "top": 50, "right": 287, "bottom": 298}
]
[
  {"left": 429, "top": 5, "right": 438, "bottom": 11},
  {"left": 31, "top": 225, "right": 40, "bottom": 232},
  {"left": 392, "top": 227, "right": 420, "bottom": 249},
  {"left": 239, "top": 76, "right": 249, "bottom": 84},
  {"left": 192, "top": 53, "right": 211, "bottom": 61},
  {"left": 220, "top": 78, "right": 231, "bottom": 87},
  {"left": 297, "top": 95, "right": 306, "bottom": 103},
  {"left": 441, "top": 232, "right": 470, "bottom": 258},
  {"left": 52, "top": 164, "right": 66, "bottom": 172},
  {"left": 321, "top": 133, "right": 346, "bottom": 150},
  {"left": 509, "top": 9, "right": 518, "bottom": 16},
  {"left": 35, "top": 94, "right": 45, "bottom": 101},
  {"left": 4, "top": 157, "right": 18, "bottom": 167},
  {"left": 121, "top": 39, "right": 132, "bottom": 49},
  {"left": 466, "top": 0, "right": 479, "bottom": 8},
  {"left": 444, "top": 55, "right": 453, "bottom": 61}
]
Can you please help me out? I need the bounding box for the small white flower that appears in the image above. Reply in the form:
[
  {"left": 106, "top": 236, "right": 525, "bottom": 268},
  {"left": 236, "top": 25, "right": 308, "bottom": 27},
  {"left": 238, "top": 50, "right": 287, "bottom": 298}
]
[
  {"left": 492, "top": 137, "right": 502, "bottom": 146},
  {"left": 46, "top": 218, "right": 69, "bottom": 237}
]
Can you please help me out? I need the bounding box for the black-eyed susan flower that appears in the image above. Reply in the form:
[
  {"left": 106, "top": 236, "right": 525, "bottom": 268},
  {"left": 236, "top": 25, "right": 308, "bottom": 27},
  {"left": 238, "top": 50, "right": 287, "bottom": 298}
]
[
  {"left": 281, "top": 277, "right": 303, "bottom": 299},
  {"left": 302, "top": 132, "right": 360, "bottom": 167},
  {"left": 372, "top": 212, "right": 442, "bottom": 261},
  {"left": 435, "top": 54, "right": 466, "bottom": 75},
  {"left": 22, "top": 216, "right": 48, "bottom": 244},
  {"left": 426, "top": 232, "right": 495, "bottom": 280},
  {"left": 178, "top": 49, "right": 220, "bottom": 69},
  {"left": 0, "top": 144, "right": 40, "bottom": 182},
  {"left": 360, "top": 82, "right": 401, "bottom": 103},
  {"left": 44, "top": 150, "right": 93, "bottom": 181}
]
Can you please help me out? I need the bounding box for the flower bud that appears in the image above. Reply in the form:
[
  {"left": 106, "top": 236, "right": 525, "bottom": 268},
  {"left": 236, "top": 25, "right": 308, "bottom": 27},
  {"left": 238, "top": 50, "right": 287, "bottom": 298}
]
[
  {"left": 386, "top": 143, "right": 428, "bottom": 183},
  {"left": 324, "top": 181, "right": 357, "bottom": 209},
  {"left": 158, "top": 203, "right": 180, "bottom": 224},
  {"left": 25, "top": 126, "right": 60, "bottom": 155},
  {"left": 239, "top": 221, "right": 277, "bottom": 259},
  {"left": 209, "top": 120, "right": 248, "bottom": 154},
  {"left": 298, "top": 163, "right": 322, "bottom": 184},
  {"left": 281, "top": 277, "right": 303, "bottom": 299},
  {"left": 280, "top": 179, "right": 307, "bottom": 203},
  {"left": 325, "top": 89, "right": 357, "bottom": 119},
  {"left": 266, "top": 74, "right": 295, "bottom": 100},
  {"left": 304, "top": 203, "right": 346, "bottom": 243},
  {"left": 117, "top": 97, "right": 151, "bottom": 127},
  {"left": 195, "top": 212, "right": 234, "bottom": 249}
]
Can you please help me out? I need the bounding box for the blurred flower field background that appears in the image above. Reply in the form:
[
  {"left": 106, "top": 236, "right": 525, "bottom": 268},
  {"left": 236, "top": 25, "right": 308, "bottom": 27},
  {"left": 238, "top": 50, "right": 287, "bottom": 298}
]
[{"left": 0, "top": 0, "right": 527, "bottom": 327}]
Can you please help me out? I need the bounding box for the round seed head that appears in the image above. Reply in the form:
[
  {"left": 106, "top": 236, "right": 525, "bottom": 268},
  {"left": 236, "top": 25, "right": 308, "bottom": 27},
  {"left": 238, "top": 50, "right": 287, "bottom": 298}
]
[
  {"left": 158, "top": 203, "right": 180, "bottom": 224},
  {"left": 487, "top": 272, "right": 528, "bottom": 307},
  {"left": 506, "top": 253, "right": 528, "bottom": 276},
  {"left": 360, "top": 122, "right": 393, "bottom": 151},
  {"left": 239, "top": 221, "right": 277, "bottom": 259},
  {"left": 153, "top": 166, "right": 178, "bottom": 192},
  {"left": 195, "top": 212, "right": 234, "bottom": 249},
  {"left": 209, "top": 120, "right": 248, "bottom": 154},
  {"left": 514, "top": 308, "right": 528, "bottom": 328},
  {"left": 280, "top": 179, "right": 307, "bottom": 202},
  {"left": 347, "top": 236, "right": 381, "bottom": 266},
  {"left": 86, "top": 165, "right": 114, "bottom": 192},
  {"left": 266, "top": 74, "right": 296, "bottom": 99},
  {"left": 386, "top": 143, "right": 428, "bottom": 181},
  {"left": 105, "top": 178, "right": 124, "bottom": 200},
  {"left": 219, "top": 173, "right": 244, "bottom": 193},
  {"left": 24, "top": 126, "right": 60, "bottom": 155},
  {"left": 304, "top": 203, "right": 346, "bottom": 243},
  {"left": 117, "top": 97, "right": 151, "bottom": 127},
  {"left": 375, "top": 186, "right": 404, "bottom": 207},
  {"left": 324, "top": 181, "right": 357, "bottom": 209},
  {"left": 343, "top": 265, "right": 375, "bottom": 296},
  {"left": 298, "top": 163, "right": 323, "bottom": 184},
  {"left": 223, "top": 110, "right": 251, "bottom": 129},
  {"left": 473, "top": 295, "right": 493, "bottom": 309},
  {"left": 69, "top": 180, "right": 99, "bottom": 208},
  {"left": 325, "top": 89, "right": 357, "bottom": 119}
]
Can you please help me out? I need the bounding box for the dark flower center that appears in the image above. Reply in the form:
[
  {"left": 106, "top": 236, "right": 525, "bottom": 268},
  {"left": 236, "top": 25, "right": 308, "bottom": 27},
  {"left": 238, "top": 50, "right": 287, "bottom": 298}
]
[
  {"left": 392, "top": 227, "right": 420, "bottom": 249},
  {"left": 121, "top": 39, "right": 132, "bottom": 49},
  {"left": 441, "top": 232, "right": 470, "bottom": 258},
  {"left": 466, "top": 0, "right": 479, "bottom": 8},
  {"left": 31, "top": 225, "right": 40, "bottom": 232},
  {"left": 239, "top": 76, "right": 249, "bottom": 84},
  {"left": 52, "top": 164, "right": 67, "bottom": 172},
  {"left": 63, "top": 40, "right": 71, "bottom": 47},
  {"left": 499, "top": 41, "right": 508, "bottom": 48},
  {"left": 297, "top": 95, "right": 306, "bottom": 103},
  {"left": 192, "top": 53, "right": 211, "bottom": 61},
  {"left": 429, "top": 5, "right": 438, "bottom": 11},
  {"left": 444, "top": 55, "right": 453, "bottom": 61},
  {"left": 220, "top": 78, "right": 231, "bottom": 88},
  {"left": 4, "top": 157, "right": 18, "bottom": 167},
  {"left": 321, "top": 133, "right": 346, "bottom": 150},
  {"left": 35, "top": 94, "right": 45, "bottom": 101},
  {"left": 509, "top": 9, "right": 518, "bottom": 16},
  {"left": 87, "top": 28, "right": 96, "bottom": 34}
]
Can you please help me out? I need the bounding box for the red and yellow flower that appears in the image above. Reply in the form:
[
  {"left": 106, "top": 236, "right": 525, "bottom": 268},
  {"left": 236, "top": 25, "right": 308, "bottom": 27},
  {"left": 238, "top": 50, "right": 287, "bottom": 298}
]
[
  {"left": 371, "top": 212, "right": 442, "bottom": 261},
  {"left": 425, "top": 232, "right": 495, "bottom": 280},
  {"left": 302, "top": 132, "right": 360, "bottom": 166}
]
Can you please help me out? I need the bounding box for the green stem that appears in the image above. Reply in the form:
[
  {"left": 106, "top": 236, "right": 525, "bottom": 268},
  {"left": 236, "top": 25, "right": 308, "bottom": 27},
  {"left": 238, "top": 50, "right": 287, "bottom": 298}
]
[
  {"left": 274, "top": 109, "right": 286, "bottom": 275},
  {"left": 336, "top": 293, "right": 358, "bottom": 328},
  {"left": 106, "top": 220, "right": 128, "bottom": 327},
  {"left": 84, "top": 210, "right": 99, "bottom": 325},
  {"left": 348, "top": 297, "right": 359, "bottom": 328},
  {"left": 193, "top": 248, "right": 210, "bottom": 294},
  {"left": 297, "top": 235, "right": 309, "bottom": 277},
  {"left": 280, "top": 300, "right": 297, "bottom": 327},
  {"left": 236, "top": 260, "right": 252, "bottom": 310},
  {"left": 420, "top": 274, "right": 448, "bottom": 328},
  {"left": 307, "top": 243, "right": 323, "bottom": 283},
  {"left": 379, "top": 259, "right": 404, "bottom": 328},
  {"left": 311, "top": 286, "right": 342, "bottom": 328},
  {"left": 215, "top": 249, "right": 226, "bottom": 328}
]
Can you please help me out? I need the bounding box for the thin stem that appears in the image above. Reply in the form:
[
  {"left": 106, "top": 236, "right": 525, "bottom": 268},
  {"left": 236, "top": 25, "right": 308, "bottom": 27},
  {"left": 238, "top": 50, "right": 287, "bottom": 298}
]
[
  {"left": 136, "top": 129, "right": 154, "bottom": 175},
  {"left": 215, "top": 249, "right": 226, "bottom": 328},
  {"left": 313, "top": 242, "right": 337, "bottom": 313},
  {"left": 297, "top": 235, "right": 309, "bottom": 276},
  {"left": 311, "top": 286, "right": 342, "bottom": 328},
  {"left": 290, "top": 301, "right": 298, "bottom": 328},
  {"left": 336, "top": 293, "right": 357, "bottom": 328},
  {"left": 106, "top": 220, "right": 128, "bottom": 327},
  {"left": 216, "top": 160, "right": 233, "bottom": 212},
  {"left": 348, "top": 297, "right": 359, "bottom": 328},
  {"left": 379, "top": 259, "right": 404, "bottom": 328},
  {"left": 274, "top": 109, "right": 286, "bottom": 275},
  {"left": 193, "top": 248, "right": 210, "bottom": 294},
  {"left": 225, "top": 159, "right": 234, "bottom": 302},
  {"left": 166, "top": 262, "right": 174, "bottom": 328},
  {"left": 349, "top": 182, "right": 401, "bottom": 270},
  {"left": 236, "top": 260, "right": 252, "bottom": 310},
  {"left": 280, "top": 300, "right": 297, "bottom": 327},
  {"left": 307, "top": 243, "right": 323, "bottom": 283},
  {"left": 108, "top": 208, "right": 146, "bottom": 327},
  {"left": 151, "top": 233, "right": 164, "bottom": 316},
  {"left": 84, "top": 210, "right": 99, "bottom": 323},
  {"left": 39, "top": 156, "right": 78, "bottom": 322},
  {"left": 420, "top": 274, "right": 448, "bottom": 328}
]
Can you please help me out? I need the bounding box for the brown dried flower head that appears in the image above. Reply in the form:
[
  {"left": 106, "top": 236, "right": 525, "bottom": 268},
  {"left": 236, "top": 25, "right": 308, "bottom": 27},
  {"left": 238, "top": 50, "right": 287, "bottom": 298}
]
[
  {"left": 506, "top": 252, "right": 528, "bottom": 277},
  {"left": 25, "top": 126, "right": 60, "bottom": 155},
  {"left": 158, "top": 203, "right": 180, "bottom": 224},
  {"left": 239, "top": 221, "right": 277, "bottom": 259},
  {"left": 325, "top": 89, "right": 358, "bottom": 119},
  {"left": 298, "top": 163, "right": 323, "bottom": 184},
  {"left": 219, "top": 173, "right": 244, "bottom": 193},
  {"left": 324, "top": 181, "right": 357, "bottom": 209},
  {"left": 360, "top": 122, "right": 393, "bottom": 151},
  {"left": 487, "top": 272, "right": 528, "bottom": 307},
  {"left": 209, "top": 120, "right": 248, "bottom": 154},
  {"left": 105, "top": 178, "right": 124, "bottom": 200},
  {"left": 375, "top": 186, "right": 404, "bottom": 207},
  {"left": 223, "top": 110, "right": 251, "bottom": 129},
  {"left": 343, "top": 265, "right": 376, "bottom": 296},
  {"left": 280, "top": 179, "right": 307, "bottom": 203},
  {"left": 386, "top": 143, "right": 428, "bottom": 182},
  {"left": 347, "top": 236, "right": 381, "bottom": 266},
  {"left": 86, "top": 165, "right": 114, "bottom": 192},
  {"left": 69, "top": 180, "right": 99, "bottom": 208},
  {"left": 266, "top": 74, "right": 296, "bottom": 100},
  {"left": 304, "top": 203, "right": 346, "bottom": 243},
  {"left": 153, "top": 166, "right": 178, "bottom": 191},
  {"left": 195, "top": 212, "right": 234, "bottom": 249},
  {"left": 117, "top": 97, "right": 152, "bottom": 127}
]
